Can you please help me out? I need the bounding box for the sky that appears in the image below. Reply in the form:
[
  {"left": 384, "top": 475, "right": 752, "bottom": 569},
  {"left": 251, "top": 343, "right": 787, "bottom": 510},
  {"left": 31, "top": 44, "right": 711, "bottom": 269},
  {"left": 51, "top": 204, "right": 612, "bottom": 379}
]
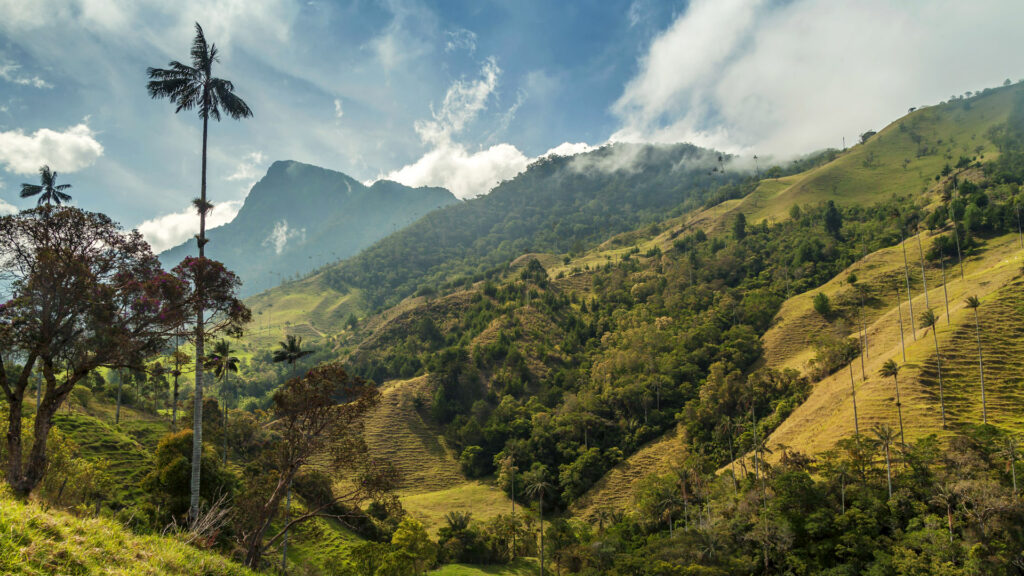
[{"left": 0, "top": 0, "right": 1022, "bottom": 252}]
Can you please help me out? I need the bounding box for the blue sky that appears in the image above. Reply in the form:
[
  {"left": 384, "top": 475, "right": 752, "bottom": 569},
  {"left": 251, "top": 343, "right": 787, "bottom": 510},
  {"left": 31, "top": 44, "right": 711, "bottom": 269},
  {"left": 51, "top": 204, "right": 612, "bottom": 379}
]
[{"left": 0, "top": 0, "right": 1022, "bottom": 251}]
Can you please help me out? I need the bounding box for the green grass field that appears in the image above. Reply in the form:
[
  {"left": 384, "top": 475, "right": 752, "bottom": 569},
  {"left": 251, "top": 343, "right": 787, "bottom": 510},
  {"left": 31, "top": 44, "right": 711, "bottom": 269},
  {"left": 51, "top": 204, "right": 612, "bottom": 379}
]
[
  {"left": 0, "top": 490, "right": 254, "bottom": 576},
  {"left": 428, "top": 558, "right": 539, "bottom": 575}
]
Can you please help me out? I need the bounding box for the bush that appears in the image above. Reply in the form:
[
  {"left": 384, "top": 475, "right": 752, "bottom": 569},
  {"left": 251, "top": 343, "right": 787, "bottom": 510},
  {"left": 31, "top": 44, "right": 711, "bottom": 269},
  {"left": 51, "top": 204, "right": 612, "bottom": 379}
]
[{"left": 813, "top": 292, "right": 832, "bottom": 319}]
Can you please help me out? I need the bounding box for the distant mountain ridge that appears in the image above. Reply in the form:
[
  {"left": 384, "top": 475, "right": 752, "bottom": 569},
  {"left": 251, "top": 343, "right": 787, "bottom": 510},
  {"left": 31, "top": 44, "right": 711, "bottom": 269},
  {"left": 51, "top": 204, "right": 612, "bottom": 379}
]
[{"left": 158, "top": 160, "right": 457, "bottom": 296}]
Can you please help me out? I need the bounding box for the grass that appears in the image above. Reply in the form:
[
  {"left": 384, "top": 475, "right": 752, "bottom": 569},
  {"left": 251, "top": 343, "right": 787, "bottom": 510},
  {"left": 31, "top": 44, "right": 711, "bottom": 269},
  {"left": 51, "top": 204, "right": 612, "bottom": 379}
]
[
  {"left": 737, "top": 84, "right": 1019, "bottom": 225},
  {"left": 361, "top": 376, "right": 515, "bottom": 535},
  {"left": 0, "top": 490, "right": 254, "bottom": 576},
  {"left": 759, "top": 231, "right": 1024, "bottom": 458},
  {"left": 570, "top": 428, "right": 683, "bottom": 520},
  {"left": 242, "top": 274, "right": 362, "bottom": 349},
  {"left": 428, "top": 558, "right": 539, "bottom": 575}
]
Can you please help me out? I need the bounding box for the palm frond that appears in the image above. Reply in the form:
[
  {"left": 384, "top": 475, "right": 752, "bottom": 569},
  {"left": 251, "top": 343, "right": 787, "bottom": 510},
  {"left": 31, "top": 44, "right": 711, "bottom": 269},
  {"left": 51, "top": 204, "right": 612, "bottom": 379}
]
[
  {"left": 211, "top": 79, "right": 253, "bottom": 120},
  {"left": 19, "top": 184, "right": 42, "bottom": 198}
]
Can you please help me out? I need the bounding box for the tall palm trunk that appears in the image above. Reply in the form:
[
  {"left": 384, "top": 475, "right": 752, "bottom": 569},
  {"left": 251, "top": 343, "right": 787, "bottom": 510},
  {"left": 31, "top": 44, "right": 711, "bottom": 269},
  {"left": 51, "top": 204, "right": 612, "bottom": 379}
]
[
  {"left": 953, "top": 221, "right": 964, "bottom": 279},
  {"left": 941, "top": 257, "right": 951, "bottom": 324},
  {"left": 916, "top": 231, "right": 930, "bottom": 308},
  {"left": 895, "top": 285, "right": 907, "bottom": 361},
  {"left": 930, "top": 326, "right": 946, "bottom": 429},
  {"left": 892, "top": 375, "right": 905, "bottom": 447},
  {"left": 972, "top": 307, "right": 987, "bottom": 424},
  {"left": 883, "top": 442, "right": 893, "bottom": 498},
  {"left": 902, "top": 235, "right": 916, "bottom": 338},
  {"left": 190, "top": 111, "right": 209, "bottom": 522},
  {"left": 223, "top": 371, "right": 230, "bottom": 466},
  {"left": 849, "top": 363, "right": 859, "bottom": 435}
]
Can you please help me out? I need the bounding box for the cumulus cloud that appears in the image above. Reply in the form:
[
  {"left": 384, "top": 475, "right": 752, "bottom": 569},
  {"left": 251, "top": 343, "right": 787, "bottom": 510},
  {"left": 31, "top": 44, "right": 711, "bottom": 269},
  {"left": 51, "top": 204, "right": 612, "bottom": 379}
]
[
  {"left": 0, "top": 123, "right": 104, "bottom": 175},
  {"left": 0, "top": 62, "right": 51, "bottom": 89},
  {"left": 137, "top": 199, "right": 243, "bottom": 253},
  {"left": 385, "top": 143, "right": 530, "bottom": 199},
  {"left": 613, "top": 0, "right": 1024, "bottom": 156},
  {"left": 262, "top": 219, "right": 305, "bottom": 255},
  {"left": 381, "top": 58, "right": 533, "bottom": 198}
]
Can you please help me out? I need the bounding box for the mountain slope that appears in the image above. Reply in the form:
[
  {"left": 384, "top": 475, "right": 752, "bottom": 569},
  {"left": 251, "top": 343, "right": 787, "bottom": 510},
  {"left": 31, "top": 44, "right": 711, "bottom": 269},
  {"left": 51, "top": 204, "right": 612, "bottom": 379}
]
[
  {"left": 0, "top": 490, "right": 253, "bottom": 575},
  {"left": 319, "top": 143, "right": 742, "bottom": 309},
  {"left": 159, "top": 160, "right": 456, "bottom": 296}
]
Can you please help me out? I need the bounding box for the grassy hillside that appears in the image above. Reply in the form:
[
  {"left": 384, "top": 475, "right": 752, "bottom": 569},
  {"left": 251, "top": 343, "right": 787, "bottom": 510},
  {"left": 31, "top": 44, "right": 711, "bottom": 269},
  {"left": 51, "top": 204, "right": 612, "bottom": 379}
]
[
  {"left": 361, "top": 376, "right": 515, "bottom": 535},
  {"left": 736, "top": 83, "right": 1019, "bottom": 224},
  {"left": 0, "top": 491, "right": 253, "bottom": 576}
]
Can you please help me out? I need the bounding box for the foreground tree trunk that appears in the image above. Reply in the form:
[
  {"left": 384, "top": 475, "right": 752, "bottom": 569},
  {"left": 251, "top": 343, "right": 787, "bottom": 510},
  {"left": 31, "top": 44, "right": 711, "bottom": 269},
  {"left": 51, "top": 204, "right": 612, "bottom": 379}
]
[{"left": 190, "top": 112, "right": 210, "bottom": 522}]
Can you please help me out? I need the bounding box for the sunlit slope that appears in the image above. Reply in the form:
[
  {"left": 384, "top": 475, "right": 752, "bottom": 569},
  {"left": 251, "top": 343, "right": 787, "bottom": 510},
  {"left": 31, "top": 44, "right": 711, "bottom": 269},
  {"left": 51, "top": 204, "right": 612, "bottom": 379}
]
[
  {"left": 764, "top": 232, "right": 1024, "bottom": 456},
  {"left": 242, "top": 273, "right": 363, "bottom": 348},
  {"left": 738, "top": 84, "right": 1019, "bottom": 224},
  {"left": 569, "top": 428, "right": 682, "bottom": 520},
  {"left": 361, "top": 376, "right": 514, "bottom": 535},
  {"left": 0, "top": 491, "right": 254, "bottom": 576}
]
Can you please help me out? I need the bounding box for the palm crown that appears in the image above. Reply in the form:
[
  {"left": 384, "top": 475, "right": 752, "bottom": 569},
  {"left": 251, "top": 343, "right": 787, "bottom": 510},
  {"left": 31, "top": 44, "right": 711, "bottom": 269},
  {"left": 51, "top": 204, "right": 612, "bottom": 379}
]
[
  {"left": 146, "top": 23, "right": 253, "bottom": 123},
  {"left": 20, "top": 165, "right": 72, "bottom": 206},
  {"left": 205, "top": 339, "right": 239, "bottom": 380},
  {"left": 272, "top": 335, "right": 314, "bottom": 370}
]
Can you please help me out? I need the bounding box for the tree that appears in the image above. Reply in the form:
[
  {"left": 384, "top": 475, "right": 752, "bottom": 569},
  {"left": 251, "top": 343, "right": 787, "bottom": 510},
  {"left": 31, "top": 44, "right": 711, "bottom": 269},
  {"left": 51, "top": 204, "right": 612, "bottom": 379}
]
[
  {"left": 965, "top": 296, "right": 987, "bottom": 424},
  {"left": 920, "top": 310, "right": 946, "bottom": 428},
  {"left": 524, "top": 470, "right": 555, "bottom": 576},
  {"left": 824, "top": 200, "right": 842, "bottom": 238},
  {"left": 205, "top": 339, "right": 239, "bottom": 465},
  {"left": 272, "top": 334, "right": 315, "bottom": 377},
  {"left": 19, "top": 165, "right": 72, "bottom": 206},
  {"left": 732, "top": 212, "right": 747, "bottom": 240},
  {"left": 878, "top": 360, "right": 906, "bottom": 447},
  {"left": 0, "top": 207, "right": 189, "bottom": 496},
  {"left": 236, "top": 363, "right": 392, "bottom": 569},
  {"left": 813, "top": 292, "right": 832, "bottom": 318},
  {"left": 147, "top": 22, "right": 253, "bottom": 522},
  {"left": 391, "top": 517, "right": 437, "bottom": 574},
  {"left": 860, "top": 130, "right": 877, "bottom": 144},
  {"left": 872, "top": 423, "right": 897, "bottom": 499}
]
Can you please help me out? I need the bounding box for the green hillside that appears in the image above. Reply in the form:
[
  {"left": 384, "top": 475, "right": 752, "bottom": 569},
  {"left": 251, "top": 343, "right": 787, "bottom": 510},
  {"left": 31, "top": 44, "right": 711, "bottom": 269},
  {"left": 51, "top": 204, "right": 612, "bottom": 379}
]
[{"left": 0, "top": 490, "right": 254, "bottom": 576}]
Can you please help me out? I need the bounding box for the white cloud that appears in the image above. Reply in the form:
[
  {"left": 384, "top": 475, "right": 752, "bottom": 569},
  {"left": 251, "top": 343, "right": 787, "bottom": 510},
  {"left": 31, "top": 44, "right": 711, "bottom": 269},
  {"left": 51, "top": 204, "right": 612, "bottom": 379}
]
[
  {"left": 0, "top": 62, "right": 52, "bottom": 89},
  {"left": 226, "top": 151, "right": 266, "bottom": 185},
  {"left": 137, "top": 199, "right": 243, "bottom": 253},
  {"left": 262, "top": 219, "right": 305, "bottom": 255},
  {"left": 333, "top": 98, "right": 344, "bottom": 119},
  {"left": 613, "top": 0, "right": 1024, "bottom": 156},
  {"left": 0, "top": 123, "right": 103, "bottom": 175},
  {"left": 415, "top": 57, "right": 500, "bottom": 146},
  {"left": 444, "top": 28, "right": 477, "bottom": 54},
  {"left": 381, "top": 58, "right": 536, "bottom": 198},
  {"left": 385, "top": 142, "right": 530, "bottom": 199},
  {"left": 543, "top": 142, "right": 595, "bottom": 158}
]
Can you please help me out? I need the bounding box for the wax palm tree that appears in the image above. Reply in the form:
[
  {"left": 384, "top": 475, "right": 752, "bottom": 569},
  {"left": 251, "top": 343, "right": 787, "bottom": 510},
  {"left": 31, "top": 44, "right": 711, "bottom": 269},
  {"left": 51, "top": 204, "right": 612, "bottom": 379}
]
[
  {"left": 656, "top": 487, "right": 682, "bottom": 537},
  {"left": 848, "top": 362, "right": 860, "bottom": 436},
  {"left": 523, "top": 473, "right": 554, "bottom": 576},
  {"left": 878, "top": 360, "right": 906, "bottom": 447},
  {"left": 272, "top": 334, "right": 315, "bottom": 377},
  {"left": 920, "top": 309, "right": 946, "bottom": 428},
  {"left": 965, "top": 296, "right": 987, "bottom": 424},
  {"left": 205, "top": 339, "right": 239, "bottom": 465},
  {"left": 20, "top": 165, "right": 72, "bottom": 206},
  {"left": 872, "top": 423, "right": 897, "bottom": 499},
  {"left": 147, "top": 22, "right": 252, "bottom": 522},
  {"left": 930, "top": 483, "right": 957, "bottom": 543}
]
